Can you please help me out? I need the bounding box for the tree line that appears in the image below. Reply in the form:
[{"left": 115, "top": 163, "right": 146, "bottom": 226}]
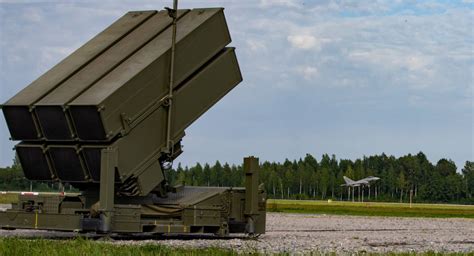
[
  {"left": 1, "top": 152, "right": 473, "bottom": 204},
  {"left": 164, "top": 152, "right": 473, "bottom": 204}
]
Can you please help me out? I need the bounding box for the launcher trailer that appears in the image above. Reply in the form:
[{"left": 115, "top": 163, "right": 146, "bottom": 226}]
[{"left": 0, "top": 7, "right": 266, "bottom": 236}]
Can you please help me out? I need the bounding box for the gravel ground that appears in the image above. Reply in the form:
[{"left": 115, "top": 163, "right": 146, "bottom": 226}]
[{"left": 0, "top": 211, "right": 473, "bottom": 254}]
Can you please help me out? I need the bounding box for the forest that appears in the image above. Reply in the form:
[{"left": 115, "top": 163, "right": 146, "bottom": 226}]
[{"left": 0, "top": 152, "right": 473, "bottom": 204}]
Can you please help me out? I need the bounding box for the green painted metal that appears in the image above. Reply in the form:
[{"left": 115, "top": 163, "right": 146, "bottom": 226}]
[
  {"left": 245, "top": 157, "right": 260, "bottom": 216},
  {"left": 6, "top": 8, "right": 238, "bottom": 196},
  {"left": 2, "top": 11, "right": 157, "bottom": 141},
  {"left": 98, "top": 147, "right": 117, "bottom": 232},
  {"left": 0, "top": 7, "right": 266, "bottom": 236},
  {"left": 0, "top": 183, "right": 266, "bottom": 235}
]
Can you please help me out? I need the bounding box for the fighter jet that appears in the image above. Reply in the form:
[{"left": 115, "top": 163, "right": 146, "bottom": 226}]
[
  {"left": 342, "top": 176, "right": 380, "bottom": 187},
  {"left": 341, "top": 176, "right": 380, "bottom": 202}
]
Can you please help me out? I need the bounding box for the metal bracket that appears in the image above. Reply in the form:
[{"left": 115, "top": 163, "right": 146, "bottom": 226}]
[
  {"left": 165, "top": 7, "right": 177, "bottom": 19},
  {"left": 161, "top": 95, "right": 172, "bottom": 107},
  {"left": 119, "top": 94, "right": 171, "bottom": 137},
  {"left": 163, "top": 0, "right": 178, "bottom": 164},
  {"left": 120, "top": 113, "right": 132, "bottom": 135}
]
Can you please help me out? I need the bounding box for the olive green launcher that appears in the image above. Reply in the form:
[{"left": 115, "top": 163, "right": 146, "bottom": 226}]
[{"left": 0, "top": 8, "right": 266, "bottom": 236}]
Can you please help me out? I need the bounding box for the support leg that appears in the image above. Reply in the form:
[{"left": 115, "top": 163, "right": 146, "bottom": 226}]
[
  {"left": 99, "top": 147, "right": 117, "bottom": 233},
  {"left": 244, "top": 156, "right": 259, "bottom": 235}
]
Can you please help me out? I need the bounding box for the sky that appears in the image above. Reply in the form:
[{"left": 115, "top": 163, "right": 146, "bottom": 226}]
[{"left": 0, "top": 0, "right": 472, "bottom": 170}]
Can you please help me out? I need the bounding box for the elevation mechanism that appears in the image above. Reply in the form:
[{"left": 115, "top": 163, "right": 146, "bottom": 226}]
[{"left": 0, "top": 8, "right": 266, "bottom": 236}]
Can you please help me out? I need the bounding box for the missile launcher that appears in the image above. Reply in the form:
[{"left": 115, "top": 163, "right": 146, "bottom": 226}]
[{"left": 0, "top": 8, "right": 266, "bottom": 236}]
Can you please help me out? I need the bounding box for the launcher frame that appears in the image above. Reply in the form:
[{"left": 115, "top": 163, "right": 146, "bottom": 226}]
[{"left": 0, "top": 7, "right": 266, "bottom": 236}]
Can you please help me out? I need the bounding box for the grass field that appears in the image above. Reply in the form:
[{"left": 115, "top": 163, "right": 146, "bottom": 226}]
[
  {"left": 2, "top": 193, "right": 474, "bottom": 218},
  {"left": 0, "top": 237, "right": 237, "bottom": 256},
  {"left": 0, "top": 237, "right": 472, "bottom": 256},
  {"left": 267, "top": 199, "right": 474, "bottom": 218}
]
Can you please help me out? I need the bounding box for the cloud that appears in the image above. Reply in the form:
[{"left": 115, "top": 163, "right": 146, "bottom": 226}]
[
  {"left": 287, "top": 34, "right": 317, "bottom": 50},
  {"left": 297, "top": 66, "right": 318, "bottom": 80},
  {"left": 246, "top": 39, "right": 266, "bottom": 52},
  {"left": 408, "top": 95, "right": 425, "bottom": 106},
  {"left": 348, "top": 49, "right": 433, "bottom": 72},
  {"left": 347, "top": 49, "right": 436, "bottom": 88},
  {"left": 21, "top": 7, "right": 43, "bottom": 22},
  {"left": 259, "top": 0, "right": 300, "bottom": 8}
]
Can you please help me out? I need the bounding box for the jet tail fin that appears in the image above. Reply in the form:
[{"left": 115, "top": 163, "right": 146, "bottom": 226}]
[{"left": 343, "top": 176, "right": 354, "bottom": 185}]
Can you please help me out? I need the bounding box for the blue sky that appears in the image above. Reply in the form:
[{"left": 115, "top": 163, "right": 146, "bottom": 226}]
[{"left": 0, "top": 0, "right": 472, "bottom": 170}]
